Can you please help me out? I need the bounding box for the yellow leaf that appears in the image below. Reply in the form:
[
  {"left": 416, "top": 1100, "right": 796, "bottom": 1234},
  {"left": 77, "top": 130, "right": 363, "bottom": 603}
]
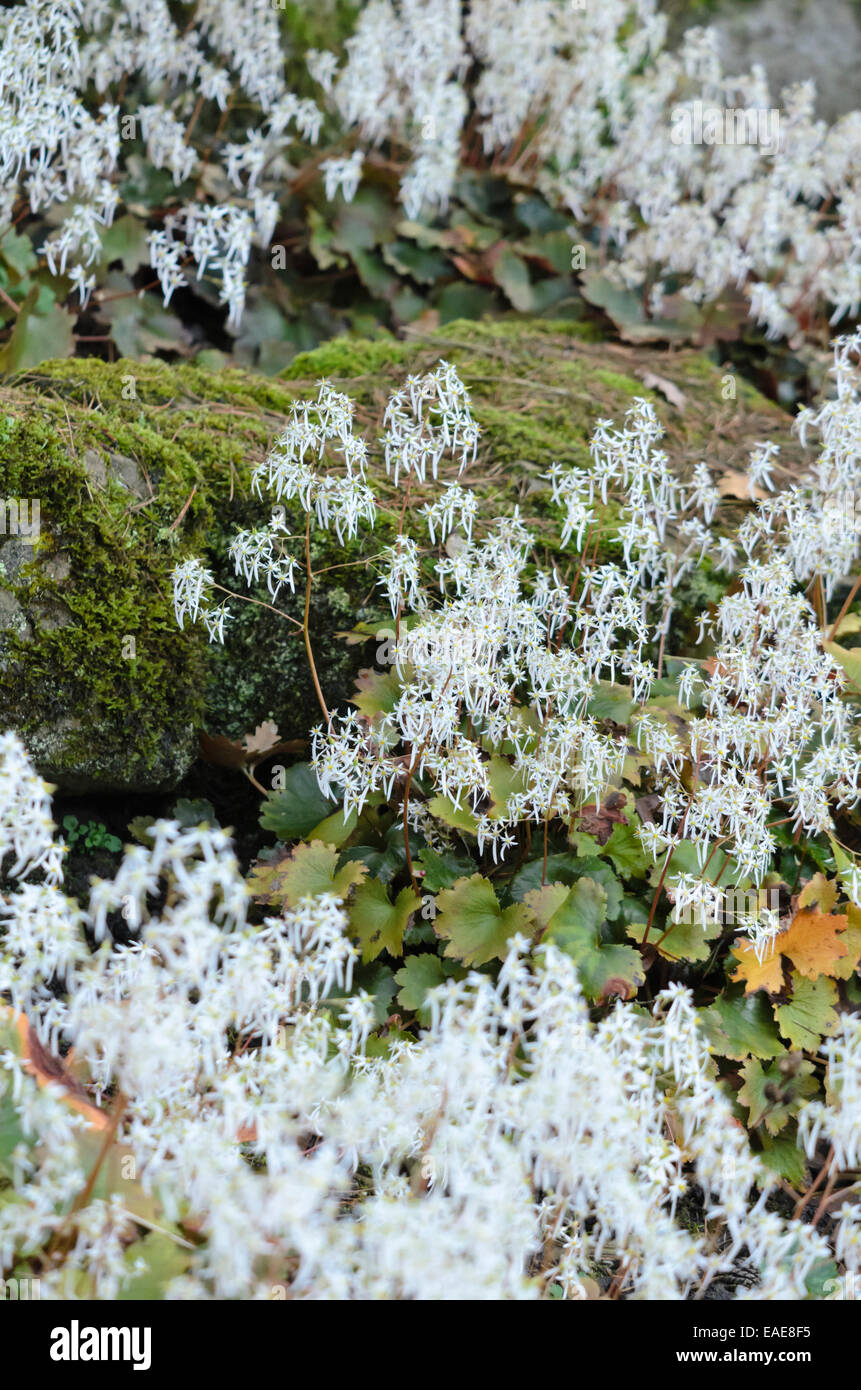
[
  {"left": 831, "top": 904, "right": 861, "bottom": 981},
  {"left": 798, "top": 873, "right": 838, "bottom": 913}
]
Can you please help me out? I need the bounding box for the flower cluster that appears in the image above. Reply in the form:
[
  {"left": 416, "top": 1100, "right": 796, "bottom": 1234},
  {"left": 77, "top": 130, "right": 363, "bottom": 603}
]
[
  {"left": 178, "top": 339, "right": 861, "bottom": 958},
  {"left": 0, "top": 0, "right": 320, "bottom": 325},
  {"left": 0, "top": 737, "right": 850, "bottom": 1298},
  {"left": 3, "top": 1, "right": 859, "bottom": 341},
  {"left": 333, "top": 0, "right": 861, "bottom": 341}
]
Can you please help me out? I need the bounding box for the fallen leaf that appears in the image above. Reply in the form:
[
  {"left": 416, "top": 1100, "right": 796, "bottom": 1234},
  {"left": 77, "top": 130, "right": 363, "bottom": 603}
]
[
  {"left": 640, "top": 371, "right": 687, "bottom": 411},
  {"left": 200, "top": 728, "right": 304, "bottom": 770},
  {"left": 3, "top": 1006, "right": 108, "bottom": 1131},
  {"left": 717, "top": 470, "right": 766, "bottom": 501},
  {"left": 780, "top": 909, "right": 848, "bottom": 980},
  {"left": 243, "top": 720, "right": 282, "bottom": 760},
  {"left": 575, "top": 790, "right": 629, "bottom": 845}
]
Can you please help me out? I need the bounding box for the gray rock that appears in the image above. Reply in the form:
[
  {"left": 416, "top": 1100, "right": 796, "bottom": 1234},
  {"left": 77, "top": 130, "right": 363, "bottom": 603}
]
[
  {"left": 669, "top": 0, "right": 861, "bottom": 123},
  {"left": 82, "top": 447, "right": 148, "bottom": 497}
]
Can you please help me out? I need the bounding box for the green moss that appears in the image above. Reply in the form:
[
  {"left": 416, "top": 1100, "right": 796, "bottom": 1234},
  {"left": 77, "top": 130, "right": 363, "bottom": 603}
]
[
  {"left": 0, "top": 414, "right": 203, "bottom": 792},
  {"left": 0, "top": 318, "right": 805, "bottom": 790},
  {"left": 472, "top": 402, "right": 590, "bottom": 471},
  {"left": 281, "top": 333, "right": 412, "bottom": 380},
  {"left": 593, "top": 368, "right": 645, "bottom": 396}
]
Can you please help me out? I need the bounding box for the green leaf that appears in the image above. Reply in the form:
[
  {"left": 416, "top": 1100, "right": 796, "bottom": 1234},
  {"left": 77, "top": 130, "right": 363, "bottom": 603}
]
[
  {"left": 382, "top": 239, "right": 449, "bottom": 284},
  {"left": 434, "top": 282, "right": 498, "bottom": 324},
  {"left": 524, "top": 882, "right": 571, "bottom": 932},
  {"left": 353, "top": 247, "right": 400, "bottom": 299},
  {"left": 0, "top": 286, "right": 74, "bottom": 373},
  {"left": 486, "top": 755, "right": 530, "bottom": 819},
  {"left": 101, "top": 277, "right": 187, "bottom": 357},
  {"left": 307, "top": 207, "right": 348, "bottom": 271},
  {"left": 259, "top": 763, "right": 336, "bottom": 840},
  {"left": 0, "top": 1014, "right": 28, "bottom": 1174},
  {"left": 775, "top": 975, "right": 840, "bottom": 1051},
  {"left": 355, "top": 963, "right": 398, "bottom": 1025},
  {"left": 738, "top": 1057, "right": 818, "bottom": 1135},
  {"left": 351, "top": 667, "right": 402, "bottom": 720},
  {"left": 514, "top": 196, "right": 570, "bottom": 233},
  {"left": 416, "top": 846, "right": 475, "bottom": 892},
  {"left": 491, "top": 247, "right": 534, "bottom": 311},
  {"left": 805, "top": 1259, "right": 840, "bottom": 1299},
  {"left": 639, "top": 911, "right": 720, "bottom": 963},
  {"left": 340, "top": 825, "right": 406, "bottom": 883},
  {"left": 306, "top": 806, "right": 358, "bottom": 848},
  {"left": 363, "top": 1026, "right": 415, "bottom": 1059},
  {"left": 699, "top": 990, "right": 783, "bottom": 1061},
  {"left": 586, "top": 681, "right": 634, "bottom": 724},
  {"left": 248, "top": 841, "right": 366, "bottom": 908},
  {"left": 117, "top": 1232, "right": 192, "bottom": 1300},
  {"left": 510, "top": 854, "right": 582, "bottom": 901},
  {"left": 332, "top": 187, "right": 395, "bottom": 255},
  {"left": 601, "top": 822, "right": 650, "bottom": 878},
  {"left": 824, "top": 640, "right": 861, "bottom": 693},
  {"left": 757, "top": 1130, "right": 808, "bottom": 1186},
  {"left": 580, "top": 269, "right": 702, "bottom": 343},
  {"left": 128, "top": 815, "right": 155, "bottom": 846},
  {"left": 0, "top": 230, "right": 37, "bottom": 280},
  {"left": 98, "top": 215, "right": 150, "bottom": 272},
  {"left": 511, "top": 854, "right": 624, "bottom": 920},
  {"left": 568, "top": 830, "right": 601, "bottom": 858},
  {"left": 654, "top": 839, "right": 751, "bottom": 894},
  {"left": 434, "top": 874, "right": 534, "bottom": 968},
  {"left": 173, "top": 797, "right": 217, "bottom": 829},
  {"left": 543, "top": 879, "right": 645, "bottom": 1003},
  {"left": 514, "top": 229, "right": 575, "bottom": 274},
  {"left": 426, "top": 794, "right": 478, "bottom": 834},
  {"left": 394, "top": 953, "right": 446, "bottom": 1014},
  {"left": 350, "top": 878, "right": 421, "bottom": 963}
]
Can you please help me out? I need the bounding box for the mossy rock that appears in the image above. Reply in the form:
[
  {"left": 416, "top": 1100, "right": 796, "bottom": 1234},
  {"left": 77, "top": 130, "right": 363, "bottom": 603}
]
[{"left": 0, "top": 317, "right": 805, "bottom": 792}]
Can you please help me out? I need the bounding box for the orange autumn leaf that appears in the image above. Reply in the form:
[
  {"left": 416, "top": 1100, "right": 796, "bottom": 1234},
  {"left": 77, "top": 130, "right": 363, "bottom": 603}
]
[
  {"left": 781, "top": 909, "right": 848, "bottom": 980},
  {"left": 3, "top": 1006, "right": 109, "bottom": 1131},
  {"left": 732, "top": 909, "right": 849, "bottom": 994},
  {"left": 730, "top": 940, "right": 785, "bottom": 995}
]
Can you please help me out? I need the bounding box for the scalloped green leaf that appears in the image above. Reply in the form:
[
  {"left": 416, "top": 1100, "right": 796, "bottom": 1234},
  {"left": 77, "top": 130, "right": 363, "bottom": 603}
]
[
  {"left": 0, "top": 285, "right": 73, "bottom": 373},
  {"left": 775, "top": 974, "right": 840, "bottom": 1051},
  {"left": 259, "top": 763, "right": 336, "bottom": 840},
  {"left": 427, "top": 795, "right": 479, "bottom": 835},
  {"left": 738, "top": 1057, "right": 818, "bottom": 1135},
  {"left": 434, "top": 874, "right": 535, "bottom": 967},
  {"left": 543, "top": 879, "right": 644, "bottom": 1003},
  {"left": 601, "top": 821, "right": 650, "bottom": 878},
  {"left": 350, "top": 878, "right": 421, "bottom": 963},
  {"left": 394, "top": 953, "right": 446, "bottom": 1014},
  {"left": 248, "top": 840, "right": 366, "bottom": 908},
  {"left": 416, "top": 845, "right": 475, "bottom": 892},
  {"left": 700, "top": 990, "right": 783, "bottom": 1061}
]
